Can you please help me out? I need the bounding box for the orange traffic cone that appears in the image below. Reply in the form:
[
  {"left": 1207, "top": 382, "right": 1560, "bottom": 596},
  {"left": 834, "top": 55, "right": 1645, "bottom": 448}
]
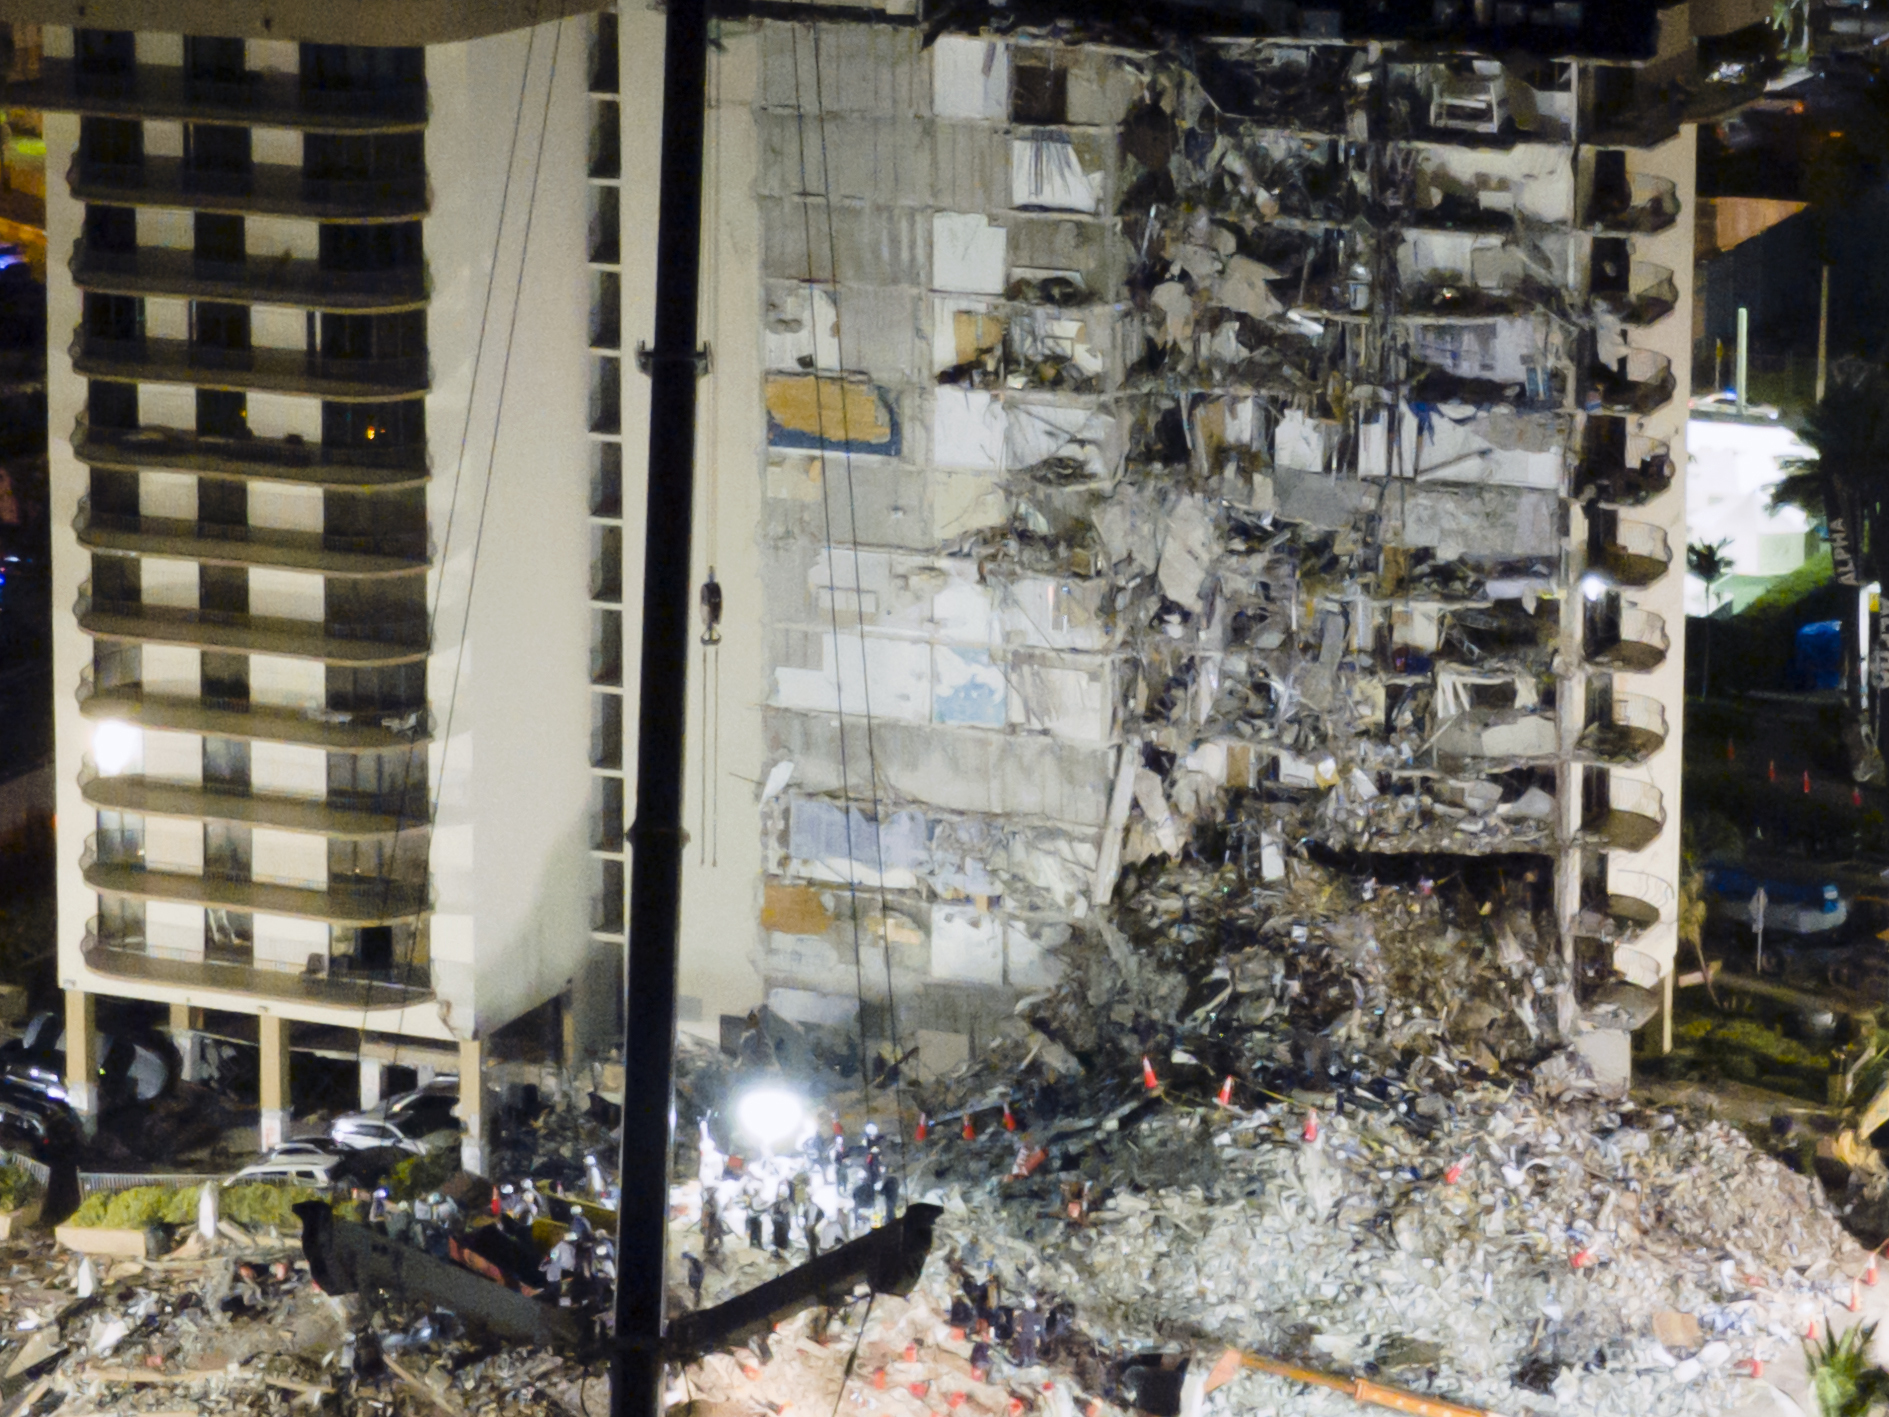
[
  {"left": 961, "top": 1115, "right": 976, "bottom": 1141},
  {"left": 915, "top": 1113, "right": 929, "bottom": 1143},
  {"left": 1302, "top": 1110, "right": 1319, "bottom": 1143},
  {"left": 1002, "top": 1102, "right": 1018, "bottom": 1132},
  {"left": 1141, "top": 1056, "right": 1159, "bottom": 1091},
  {"left": 1216, "top": 1076, "right": 1234, "bottom": 1107}
]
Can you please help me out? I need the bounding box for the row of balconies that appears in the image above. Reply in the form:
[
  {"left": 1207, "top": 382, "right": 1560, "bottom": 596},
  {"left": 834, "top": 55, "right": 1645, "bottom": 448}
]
[
  {"left": 79, "top": 665, "right": 428, "bottom": 755},
  {"left": 71, "top": 156, "right": 429, "bottom": 222},
  {"left": 81, "top": 832, "right": 425, "bottom": 924},
  {"left": 71, "top": 332, "right": 428, "bottom": 401},
  {"left": 82, "top": 921, "right": 431, "bottom": 1010},
  {"left": 13, "top": 58, "right": 429, "bottom": 132},
  {"left": 76, "top": 497, "right": 428, "bottom": 578},
  {"left": 72, "top": 241, "right": 428, "bottom": 314},
  {"left": 76, "top": 418, "right": 428, "bottom": 490},
  {"left": 77, "top": 582, "right": 429, "bottom": 665}
]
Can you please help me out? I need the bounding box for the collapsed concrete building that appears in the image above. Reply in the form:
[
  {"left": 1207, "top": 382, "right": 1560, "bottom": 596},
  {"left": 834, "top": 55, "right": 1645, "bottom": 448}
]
[{"left": 742, "top": 2, "right": 1773, "bottom": 1087}]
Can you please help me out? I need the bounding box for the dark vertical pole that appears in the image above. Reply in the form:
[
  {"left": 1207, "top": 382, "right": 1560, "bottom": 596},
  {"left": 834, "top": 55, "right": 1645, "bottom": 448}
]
[{"left": 612, "top": 0, "right": 709, "bottom": 1410}]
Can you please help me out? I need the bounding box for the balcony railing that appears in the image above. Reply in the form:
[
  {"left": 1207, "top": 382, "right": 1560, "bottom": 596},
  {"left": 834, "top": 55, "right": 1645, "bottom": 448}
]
[
  {"left": 82, "top": 835, "right": 428, "bottom": 925},
  {"left": 1585, "top": 173, "right": 1680, "bottom": 234},
  {"left": 77, "top": 582, "right": 429, "bottom": 664},
  {"left": 71, "top": 333, "right": 429, "bottom": 401},
  {"left": 78, "top": 664, "right": 430, "bottom": 752},
  {"left": 69, "top": 157, "right": 430, "bottom": 222},
  {"left": 1574, "top": 433, "right": 1672, "bottom": 507},
  {"left": 1592, "top": 516, "right": 1672, "bottom": 587},
  {"left": 1606, "top": 870, "right": 1674, "bottom": 932},
  {"left": 82, "top": 922, "right": 432, "bottom": 1011},
  {"left": 72, "top": 241, "right": 429, "bottom": 313},
  {"left": 1579, "top": 776, "right": 1665, "bottom": 852},
  {"left": 1577, "top": 691, "right": 1669, "bottom": 763},
  {"left": 1590, "top": 263, "right": 1679, "bottom": 327},
  {"left": 76, "top": 496, "right": 429, "bottom": 576},
  {"left": 1586, "top": 348, "right": 1674, "bottom": 414},
  {"left": 1585, "top": 602, "right": 1669, "bottom": 671},
  {"left": 74, "top": 417, "right": 429, "bottom": 489},
  {"left": 16, "top": 60, "right": 427, "bottom": 130},
  {"left": 79, "top": 758, "right": 412, "bottom": 838}
]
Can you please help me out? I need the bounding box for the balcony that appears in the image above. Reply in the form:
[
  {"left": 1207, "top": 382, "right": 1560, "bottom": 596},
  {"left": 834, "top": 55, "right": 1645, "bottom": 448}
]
[
  {"left": 71, "top": 333, "right": 429, "bottom": 402},
  {"left": 14, "top": 61, "right": 427, "bottom": 131},
  {"left": 1590, "top": 263, "right": 1679, "bottom": 328},
  {"left": 1579, "top": 776, "right": 1666, "bottom": 853},
  {"left": 1585, "top": 173, "right": 1680, "bottom": 235},
  {"left": 76, "top": 498, "right": 428, "bottom": 579},
  {"left": 1584, "top": 602, "right": 1669, "bottom": 672},
  {"left": 82, "top": 836, "right": 427, "bottom": 925},
  {"left": 74, "top": 418, "right": 429, "bottom": 491},
  {"left": 77, "top": 584, "right": 429, "bottom": 666},
  {"left": 1590, "top": 514, "right": 1672, "bottom": 587},
  {"left": 1586, "top": 348, "right": 1674, "bottom": 415},
  {"left": 1577, "top": 691, "right": 1669, "bottom": 763},
  {"left": 83, "top": 924, "right": 432, "bottom": 1012},
  {"left": 72, "top": 242, "right": 428, "bottom": 314},
  {"left": 80, "top": 766, "right": 409, "bottom": 840},
  {"left": 79, "top": 667, "right": 428, "bottom": 754},
  {"left": 1574, "top": 432, "right": 1672, "bottom": 506},
  {"left": 69, "top": 157, "right": 430, "bottom": 223}
]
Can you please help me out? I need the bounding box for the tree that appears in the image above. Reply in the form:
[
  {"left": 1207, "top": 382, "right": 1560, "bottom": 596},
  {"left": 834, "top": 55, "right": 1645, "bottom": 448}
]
[{"left": 1688, "top": 538, "right": 1732, "bottom": 699}]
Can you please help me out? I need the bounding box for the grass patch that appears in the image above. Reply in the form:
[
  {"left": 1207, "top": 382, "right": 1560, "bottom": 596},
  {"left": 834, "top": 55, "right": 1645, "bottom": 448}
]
[
  {"left": 0, "top": 1162, "right": 41, "bottom": 1212},
  {"left": 69, "top": 1182, "right": 319, "bottom": 1231}
]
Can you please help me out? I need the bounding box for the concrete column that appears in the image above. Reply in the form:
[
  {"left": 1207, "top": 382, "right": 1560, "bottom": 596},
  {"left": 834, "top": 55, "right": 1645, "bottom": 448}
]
[
  {"left": 358, "top": 1056, "right": 384, "bottom": 1111},
  {"left": 168, "top": 1003, "right": 203, "bottom": 1083},
  {"left": 63, "top": 988, "right": 98, "bottom": 1124},
  {"left": 457, "top": 1037, "right": 485, "bottom": 1175},
  {"left": 258, "top": 1013, "right": 290, "bottom": 1151}
]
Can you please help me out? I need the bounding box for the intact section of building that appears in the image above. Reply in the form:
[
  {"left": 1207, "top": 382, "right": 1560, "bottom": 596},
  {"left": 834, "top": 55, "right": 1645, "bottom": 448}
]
[
  {"left": 14, "top": 5, "right": 603, "bottom": 1162},
  {"left": 747, "top": 5, "right": 1757, "bottom": 1083}
]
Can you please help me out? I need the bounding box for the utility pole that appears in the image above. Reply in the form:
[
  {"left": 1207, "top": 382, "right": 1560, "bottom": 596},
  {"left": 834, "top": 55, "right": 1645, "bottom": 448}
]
[
  {"left": 1817, "top": 266, "right": 1829, "bottom": 405},
  {"left": 1735, "top": 306, "right": 1749, "bottom": 416},
  {"left": 613, "top": 0, "right": 710, "bottom": 1409}
]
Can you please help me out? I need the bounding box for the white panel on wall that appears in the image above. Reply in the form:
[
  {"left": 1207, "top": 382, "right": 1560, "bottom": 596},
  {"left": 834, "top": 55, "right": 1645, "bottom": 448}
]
[
  {"left": 42, "top": 26, "right": 71, "bottom": 58},
  {"left": 252, "top": 128, "right": 303, "bottom": 169},
  {"left": 142, "top": 122, "right": 183, "bottom": 159},
  {"left": 252, "top": 828, "right": 327, "bottom": 889},
  {"left": 141, "top": 729, "right": 202, "bottom": 785},
  {"left": 249, "top": 568, "right": 324, "bottom": 623},
  {"left": 254, "top": 914, "right": 328, "bottom": 972},
  {"left": 146, "top": 900, "right": 206, "bottom": 959},
  {"left": 144, "top": 297, "right": 189, "bottom": 341},
  {"left": 139, "top": 383, "right": 197, "bottom": 431},
  {"left": 251, "top": 655, "right": 325, "bottom": 709},
  {"left": 245, "top": 392, "right": 322, "bottom": 442},
  {"left": 246, "top": 216, "right": 320, "bottom": 261},
  {"left": 249, "top": 481, "right": 324, "bottom": 534},
  {"left": 144, "top": 816, "right": 205, "bottom": 874},
  {"left": 252, "top": 305, "right": 307, "bottom": 352},
  {"left": 252, "top": 742, "right": 326, "bottom": 799},
  {"left": 140, "top": 557, "right": 199, "bottom": 609},
  {"left": 136, "top": 207, "right": 195, "bottom": 251},
  {"left": 140, "top": 472, "right": 196, "bottom": 522},
  {"left": 141, "top": 645, "right": 201, "bottom": 698},
  {"left": 249, "top": 40, "right": 299, "bottom": 73},
  {"left": 135, "top": 34, "right": 183, "bottom": 64}
]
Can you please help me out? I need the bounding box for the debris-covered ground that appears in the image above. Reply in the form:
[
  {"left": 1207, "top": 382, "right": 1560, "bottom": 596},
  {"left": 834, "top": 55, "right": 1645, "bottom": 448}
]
[{"left": 669, "top": 851, "right": 1872, "bottom": 1417}]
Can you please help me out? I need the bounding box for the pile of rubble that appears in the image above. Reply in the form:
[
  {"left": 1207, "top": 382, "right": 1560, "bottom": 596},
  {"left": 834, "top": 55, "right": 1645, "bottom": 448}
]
[
  {"left": 0, "top": 1223, "right": 600, "bottom": 1415},
  {"left": 669, "top": 851, "right": 1868, "bottom": 1417}
]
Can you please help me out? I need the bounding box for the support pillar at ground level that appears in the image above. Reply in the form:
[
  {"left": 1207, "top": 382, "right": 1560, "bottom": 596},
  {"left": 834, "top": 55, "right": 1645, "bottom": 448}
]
[
  {"left": 259, "top": 1013, "right": 290, "bottom": 1151},
  {"left": 168, "top": 1004, "right": 203, "bottom": 1083},
  {"left": 458, "top": 1037, "right": 485, "bottom": 1175},
  {"left": 63, "top": 989, "right": 98, "bottom": 1125},
  {"left": 359, "top": 1055, "right": 384, "bottom": 1111}
]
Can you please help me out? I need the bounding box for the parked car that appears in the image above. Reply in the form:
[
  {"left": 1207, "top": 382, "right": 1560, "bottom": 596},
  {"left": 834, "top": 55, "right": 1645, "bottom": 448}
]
[
  {"left": 230, "top": 1140, "right": 345, "bottom": 1187},
  {"left": 1688, "top": 390, "right": 1781, "bottom": 421},
  {"left": 0, "top": 1076, "right": 79, "bottom": 1158},
  {"left": 0, "top": 1012, "right": 177, "bottom": 1105}
]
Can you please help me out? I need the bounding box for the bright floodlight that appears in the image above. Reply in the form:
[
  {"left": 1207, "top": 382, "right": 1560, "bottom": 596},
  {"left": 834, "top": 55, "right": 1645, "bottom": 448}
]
[
  {"left": 735, "top": 1086, "right": 805, "bottom": 1151},
  {"left": 1579, "top": 571, "right": 1612, "bottom": 602},
  {"left": 93, "top": 720, "right": 139, "bottom": 777}
]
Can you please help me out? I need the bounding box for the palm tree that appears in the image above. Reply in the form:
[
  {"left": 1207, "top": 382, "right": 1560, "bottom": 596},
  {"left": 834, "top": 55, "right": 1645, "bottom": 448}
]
[{"left": 1688, "top": 538, "right": 1732, "bottom": 699}]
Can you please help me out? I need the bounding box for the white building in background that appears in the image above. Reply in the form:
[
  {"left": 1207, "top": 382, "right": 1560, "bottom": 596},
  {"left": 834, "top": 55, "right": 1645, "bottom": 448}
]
[{"left": 1686, "top": 416, "right": 1823, "bottom": 616}]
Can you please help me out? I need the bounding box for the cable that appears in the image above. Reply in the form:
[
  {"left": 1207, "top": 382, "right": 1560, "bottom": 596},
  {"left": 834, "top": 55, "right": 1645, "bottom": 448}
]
[
  {"left": 807, "top": 22, "right": 913, "bottom": 1193},
  {"left": 827, "top": 1291, "right": 877, "bottom": 1417}
]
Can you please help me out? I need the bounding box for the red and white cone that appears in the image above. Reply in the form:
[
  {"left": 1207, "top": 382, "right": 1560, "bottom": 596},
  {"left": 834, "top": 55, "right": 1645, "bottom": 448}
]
[
  {"left": 1216, "top": 1076, "right": 1234, "bottom": 1107},
  {"left": 1141, "top": 1056, "right": 1159, "bottom": 1091},
  {"left": 1302, "top": 1110, "right": 1319, "bottom": 1143}
]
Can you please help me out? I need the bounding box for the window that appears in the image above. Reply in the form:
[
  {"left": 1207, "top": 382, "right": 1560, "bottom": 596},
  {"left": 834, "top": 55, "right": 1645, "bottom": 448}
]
[
  {"left": 318, "top": 221, "right": 420, "bottom": 274},
  {"left": 184, "top": 36, "right": 246, "bottom": 88},
  {"left": 195, "top": 213, "right": 245, "bottom": 266},
  {"left": 184, "top": 124, "right": 252, "bottom": 183},
  {"left": 299, "top": 44, "right": 422, "bottom": 98},
  {"left": 78, "top": 116, "right": 142, "bottom": 172},
  {"left": 83, "top": 292, "right": 141, "bottom": 343},
  {"left": 88, "top": 380, "right": 138, "bottom": 430},
  {"left": 319, "top": 310, "right": 423, "bottom": 362},
  {"left": 1011, "top": 50, "right": 1067, "bottom": 124},
  {"left": 197, "top": 389, "right": 248, "bottom": 439},
  {"left": 322, "top": 398, "right": 423, "bottom": 452},
  {"left": 203, "top": 735, "right": 251, "bottom": 792},
  {"left": 303, "top": 132, "right": 422, "bottom": 185},
  {"left": 199, "top": 564, "right": 248, "bottom": 618},
  {"left": 84, "top": 205, "right": 136, "bottom": 255},
  {"left": 74, "top": 29, "right": 132, "bottom": 95},
  {"left": 192, "top": 301, "right": 251, "bottom": 351}
]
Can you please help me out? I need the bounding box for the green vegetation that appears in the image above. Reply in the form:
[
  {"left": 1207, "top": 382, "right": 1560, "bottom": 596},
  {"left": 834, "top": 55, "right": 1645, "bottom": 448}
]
[
  {"left": 1807, "top": 1319, "right": 1889, "bottom": 1417},
  {"left": 0, "top": 1162, "right": 41, "bottom": 1212},
  {"left": 386, "top": 1147, "right": 458, "bottom": 1202},
  {"left": 68, "top": 1183, "right": 319, "bottom": 1231}
]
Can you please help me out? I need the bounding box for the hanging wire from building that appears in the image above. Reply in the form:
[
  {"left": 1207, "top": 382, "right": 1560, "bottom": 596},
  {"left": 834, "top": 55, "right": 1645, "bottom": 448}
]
[
  {"left": 350, "top": 8, "right": 560, "bottom": 1104},
  {"left": 698, "top": 36, "right": 726, "bottom": 871},
  {"left": 699, "top": 569, "right": 723, "bottom": 867},
  {"left": 803, "top": 21, "right": 913, "bottom": 1188}
]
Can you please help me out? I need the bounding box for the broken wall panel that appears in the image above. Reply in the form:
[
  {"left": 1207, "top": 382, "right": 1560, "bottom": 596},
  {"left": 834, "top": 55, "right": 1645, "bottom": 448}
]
[{"left": 749, "top": 23, "right": 1688, "bottom": 1070}]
